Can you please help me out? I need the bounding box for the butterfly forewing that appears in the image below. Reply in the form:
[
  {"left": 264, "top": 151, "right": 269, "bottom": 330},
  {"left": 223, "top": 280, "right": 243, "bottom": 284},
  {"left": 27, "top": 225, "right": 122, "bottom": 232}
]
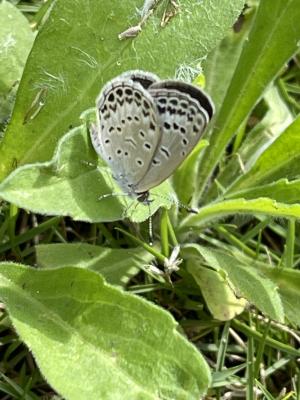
[
  {"left": 93, "top": 76, "right": 161, "bottom": 194},
  {"left": 135, "top": 80, "right": 214, "bottom": 193}
]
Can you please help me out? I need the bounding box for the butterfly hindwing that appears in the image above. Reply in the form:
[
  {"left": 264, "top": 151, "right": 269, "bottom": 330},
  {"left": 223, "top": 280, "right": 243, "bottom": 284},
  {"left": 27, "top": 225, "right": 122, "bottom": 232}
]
[{"left": 135, "top": 80, "right": 214, "bottom": 192}]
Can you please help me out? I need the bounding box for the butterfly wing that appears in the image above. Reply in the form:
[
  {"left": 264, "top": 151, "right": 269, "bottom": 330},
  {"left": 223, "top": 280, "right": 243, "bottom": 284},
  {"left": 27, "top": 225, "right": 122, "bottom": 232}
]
[
  {"left": 90, "top": 74, "right": 162, "bottom": 194},
  {"left": 135, "top": 80, "right": 214, "bottom": 193},
  {"left": 120, "top": 70, "right": 159, "bottom": 89}
]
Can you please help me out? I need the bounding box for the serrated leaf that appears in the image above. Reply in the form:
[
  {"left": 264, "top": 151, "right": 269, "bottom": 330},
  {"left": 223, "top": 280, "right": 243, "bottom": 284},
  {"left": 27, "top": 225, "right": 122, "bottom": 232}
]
[
  {"left": 0, "top": 0, "right": 245, "bottom": 181},
  {"left": 183, "top": 245, "right": 284, "bottom": 322},
  {"left": 36, "top": 243, "right": 153, "bottom": 287},
  {"left": 0, "top": 126, "right": 173, "bottom": 222},
  {"left": 0, "top": 263, "right": 211, "bottom": 400},
  {"left": 187, "top": 262, "right": 247, "bottom": 321}
]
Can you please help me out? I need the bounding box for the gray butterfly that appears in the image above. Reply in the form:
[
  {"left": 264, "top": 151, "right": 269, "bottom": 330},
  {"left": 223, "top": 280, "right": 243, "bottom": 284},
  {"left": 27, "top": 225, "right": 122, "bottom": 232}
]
[{"left": 90, "top": 70, "right": 214, "bottom": 204}]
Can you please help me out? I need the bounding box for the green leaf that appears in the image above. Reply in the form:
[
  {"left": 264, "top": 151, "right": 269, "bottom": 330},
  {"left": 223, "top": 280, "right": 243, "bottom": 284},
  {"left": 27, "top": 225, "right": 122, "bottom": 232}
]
[
  {"left": 187, "top": 262, "right": 247, "bottom": 321},
  {"left": 180, "top": 198, "right": 300, "bottom": 230},
  {"left": 203, "top": 5, "right": 255, "bottom": 116},
  {"left": 254, "top": 264, "right": 300, "bottom": 327},
  {"left": 205, "top": 85, "right": 293, "bottom": 202},
  {"left": 184, "top": 245, "right": 284, "bottom": 322},
  {"left": 225, "top": 179, "right": 300, "bottom": 204},
  {"left": 225, "top": 115, "right": 300, "bottom": 194},
  {"left": 172, "top": 139, "right": 208, "bottom": 205},
  {"left": 36, "top": 243, "right": 153, "bottom": 287},
  {"left": 196, "top": 0, "right": 300, "bottom": 198},
  {"left": 0, "top": 1, "right": 34, "bottom": 129},
  {"left": 0, "top": 0, "right": 245, "bottom": 181},
  {"left": 227, "top": 249, "right": 300, "bottom": 327},
  {"left": 0, "top": 126, "right": 173, "bottom": 222},
  {"left": 211, "top": 363, "right": 247, "bottom": 388},
  {"left": 0, "top": 263, "right": 211, "bottom": 399},
  {"left": 0, "top": 1, "right": 34, "bottom": 94}
]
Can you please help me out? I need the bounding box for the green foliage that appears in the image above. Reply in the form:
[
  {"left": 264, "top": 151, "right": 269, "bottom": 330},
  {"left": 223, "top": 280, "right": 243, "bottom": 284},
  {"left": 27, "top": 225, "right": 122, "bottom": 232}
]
[
  {"left": 36, "top": 242, "right": 153, "bottom": 287},
  {"left": 0, "top": 125, "right": 173, "bottom": 222},
  {"left": 1, "top": 0, "right": 300, "bottom": 398},
  {"left": 0, "top": 0, "right": 245, "bottom": 180},
  {"left": 0, "top": 1, "right": 34, "bottom": 94},
  {"left": 197, "top": 0, "right": 300, "bottom": 200},
  {"left": 0, "top": 263, "right": 211, "bottom": 399},
  {"left": 0, "top": 0, "right": 34, "bottom": 129}
]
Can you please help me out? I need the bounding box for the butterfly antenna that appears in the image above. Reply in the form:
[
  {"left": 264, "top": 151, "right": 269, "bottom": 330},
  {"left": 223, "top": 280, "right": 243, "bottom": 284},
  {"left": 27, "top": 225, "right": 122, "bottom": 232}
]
[{"left": 147, "top": 201, "right": 153, "bottom": 245}]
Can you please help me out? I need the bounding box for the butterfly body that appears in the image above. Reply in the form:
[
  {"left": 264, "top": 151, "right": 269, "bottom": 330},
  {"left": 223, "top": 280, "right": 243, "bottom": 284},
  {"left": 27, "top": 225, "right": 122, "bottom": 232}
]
[{"left": 90, "top": 70, "right": 214, "bottom": 201}]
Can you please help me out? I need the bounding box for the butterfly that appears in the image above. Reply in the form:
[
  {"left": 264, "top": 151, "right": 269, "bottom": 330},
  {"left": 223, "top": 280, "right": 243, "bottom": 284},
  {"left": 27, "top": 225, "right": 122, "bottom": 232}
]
[{"left": 90, "top": 70, "right": 214, "bottom": 205}]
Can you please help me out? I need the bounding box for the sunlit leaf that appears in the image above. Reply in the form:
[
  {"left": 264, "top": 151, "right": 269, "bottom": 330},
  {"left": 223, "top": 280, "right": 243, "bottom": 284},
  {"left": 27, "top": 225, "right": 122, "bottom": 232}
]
[{"left": 0, "top": 263, "right": 211, "bottom": 400}]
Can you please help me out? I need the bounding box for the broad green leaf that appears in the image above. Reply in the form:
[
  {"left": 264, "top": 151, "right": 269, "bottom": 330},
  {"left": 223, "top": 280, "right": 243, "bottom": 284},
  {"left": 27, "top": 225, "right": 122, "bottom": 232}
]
[
  {"left": 225, "top": 115, "right": 300, "bottom": 194},
  {"left": 0, "top": 0, "right": 245, "bottom": 181},
  {"left": 180, "top": 198, "right": 300, "bottom": 230},
  {"left": 0, "top": 1, "right": 34, "bottom": 94},
  {"left": 225, "top": 179, "right": 300, "bottom": 204},
  {"left": 0, "top": 1, "right": 34, "bottom": 129},
  {"left": 0, "top": 263, "right": 211, "bottom": 399},
  {"left": 263, "top": 268, "right": 300, "bottom": 328},
  {"left": 252, "top": 263, "right": 300, "bottom": 327},
  {"left": 183, "top": 245, "right": 284, "bottom": 322},
  {"left": 205, "top": 85, "right": 294, "bottom": 202},
  {"left": 0, "top": 125, "right": 173, "bottom": 222},
  {"left": 196, "top": 0, "right": 300, "bottom": 198},
  {"left": 187, "top": 262, "right": 247, "bottom": 321},
  {"left": 36, "top": 243, "right": 152, "bottom": 287},
  {"left": 229, "top": 249, "right": 300, "bottom": 327}
]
